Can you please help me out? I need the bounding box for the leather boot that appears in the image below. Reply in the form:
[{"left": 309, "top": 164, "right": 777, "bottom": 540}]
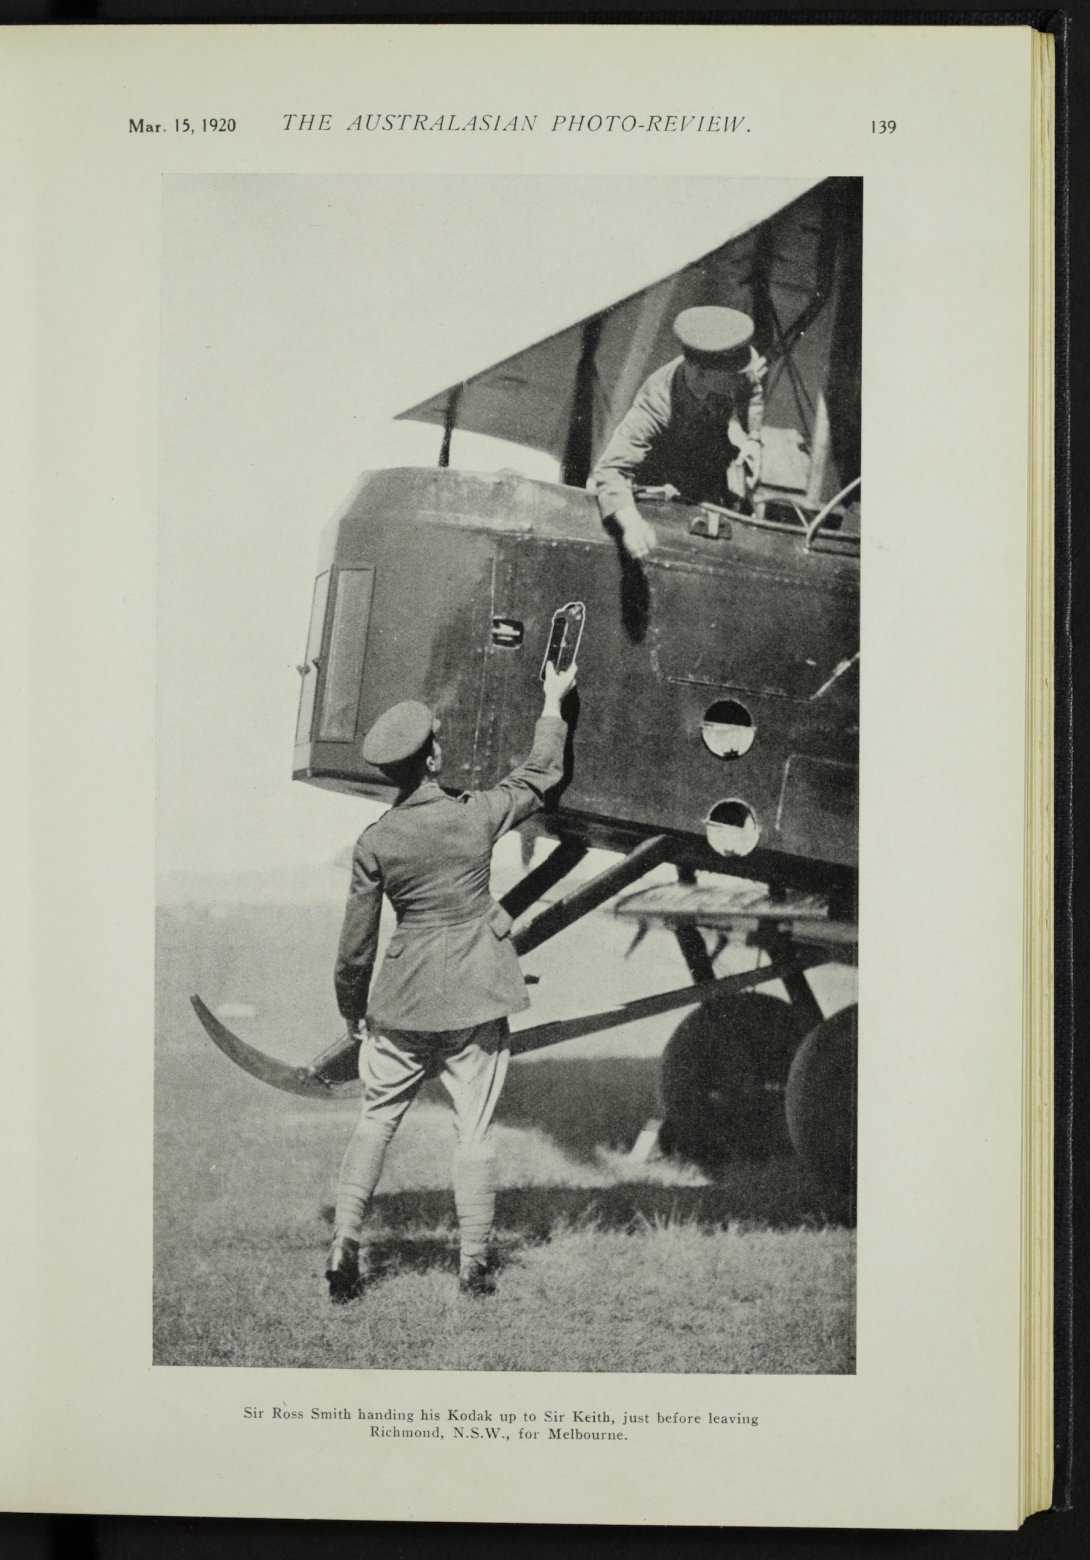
[
  {"left": 325, "top": 1236, "right": 361, "bottom": 1303},
  {"left": 458, "top": 1259, "right": 496, "bottom": 1298}
]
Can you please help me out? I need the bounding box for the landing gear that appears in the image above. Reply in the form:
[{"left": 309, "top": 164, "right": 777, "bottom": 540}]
[
  {"left": 785, "top": 1004, "right": 857, "bottom": 1203},
  {"left": 657, "top": 979, "right": 857, "bottom": 1214},
  {"left": 191, "top": 836, "right": 859, "bottom": 1207},
  {"left": 658, "top": 992, "right": 809, "bottom": 1167}
]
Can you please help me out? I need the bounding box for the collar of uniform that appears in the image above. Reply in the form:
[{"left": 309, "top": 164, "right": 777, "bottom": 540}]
[{"left": 394, "top": 778, "right": 449, "bottom": 809}]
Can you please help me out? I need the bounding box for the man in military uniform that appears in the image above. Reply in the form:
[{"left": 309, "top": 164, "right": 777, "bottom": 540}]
[
  {"left": 322, "top": 660, "right": 577, "bottom": 1302},
  {"left": 591, "top": 305, "right": 767, "bottom": 560}
]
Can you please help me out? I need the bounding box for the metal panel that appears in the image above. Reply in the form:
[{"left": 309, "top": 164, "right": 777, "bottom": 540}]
[
  {"left": 655, "top": 552, "right": 858, "bottom": 702},
  {"left": 775, "top": 755, "right": 858, "bottom": 866}
]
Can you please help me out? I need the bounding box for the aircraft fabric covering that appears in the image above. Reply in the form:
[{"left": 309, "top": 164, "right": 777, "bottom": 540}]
[{"left": 396, "top": 177, "right": 861, "bottom": 494}]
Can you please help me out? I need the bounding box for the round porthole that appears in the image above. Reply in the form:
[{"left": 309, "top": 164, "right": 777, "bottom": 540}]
[
  {"left": 705, "top": 799, "right": 760, "bottom": 857},
  {"left": 701, "top": 699, "right": 755, "bottom": 759}
]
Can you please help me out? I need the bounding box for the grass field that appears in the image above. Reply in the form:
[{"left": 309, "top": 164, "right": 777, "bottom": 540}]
[{"left": 154, "top": 899, "right": 856, "bottom": 1374}]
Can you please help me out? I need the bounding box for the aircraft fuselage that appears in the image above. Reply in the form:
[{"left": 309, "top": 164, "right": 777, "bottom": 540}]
[{"left": 293, "top": 467, "right": 858, "bottom": 895}]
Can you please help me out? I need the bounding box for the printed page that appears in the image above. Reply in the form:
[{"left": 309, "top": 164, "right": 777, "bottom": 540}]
[{"left": 0, "top": 23, "right": 1038, "bottom": 1528}]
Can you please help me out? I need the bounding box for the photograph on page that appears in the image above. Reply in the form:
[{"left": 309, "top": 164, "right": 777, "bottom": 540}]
[
  {"left": 156, "top": 172, "right": 862, "bottom": 1375},
  {"left": 3, "top": 21, "right": 1050, "bottom": 1528}
]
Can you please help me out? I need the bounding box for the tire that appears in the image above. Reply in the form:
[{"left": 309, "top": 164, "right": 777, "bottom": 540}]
[
  {"left": 785, "top": 1004, "right": 858, "bottom": 1206},
  {"left": 659, "top": 992, "right": 809, "bottom": 1168}
]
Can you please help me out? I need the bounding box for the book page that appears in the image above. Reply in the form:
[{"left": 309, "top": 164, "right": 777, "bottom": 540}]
[{"left": 0, "top": 23, "right": 1041, "bottom": 1529}]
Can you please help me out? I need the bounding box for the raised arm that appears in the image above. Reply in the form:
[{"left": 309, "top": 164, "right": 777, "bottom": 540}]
[{"left": 479, "top": 661, "right": 577, "bottom": 840}]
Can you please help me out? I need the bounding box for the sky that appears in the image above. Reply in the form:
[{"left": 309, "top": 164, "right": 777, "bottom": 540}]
[{"left": 157, "top": 173, "right": 814, "bottom": 878}]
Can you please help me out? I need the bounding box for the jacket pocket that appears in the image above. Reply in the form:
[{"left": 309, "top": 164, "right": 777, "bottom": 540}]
[
  {"left": 487, "top": 904, "right": 513, "bottom": 939},
  {"left": 383, "top": 939, "right": 405, "bottom": 958}
]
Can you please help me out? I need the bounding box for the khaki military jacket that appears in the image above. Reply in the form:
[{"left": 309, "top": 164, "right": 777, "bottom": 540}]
[{"left": 334, "top": 715, "right": 566, "bottom": 1032}]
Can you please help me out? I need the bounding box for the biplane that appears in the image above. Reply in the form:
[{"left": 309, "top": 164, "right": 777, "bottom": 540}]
[{"left": 192, "top": 176, "right": 862, "bottom": 1197}]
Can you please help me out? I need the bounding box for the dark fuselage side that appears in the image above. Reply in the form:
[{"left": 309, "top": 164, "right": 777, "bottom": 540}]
[{"left": 293, "top": 467, "right": 858, "bottom": 891}]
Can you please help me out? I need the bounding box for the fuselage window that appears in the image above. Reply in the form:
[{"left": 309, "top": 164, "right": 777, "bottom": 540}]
[
  {"left": 295, "top": 570, "right": 330, "bottom": 745},
  {"left": 318, "top": 567, "right": 375, "bottom": 743}
]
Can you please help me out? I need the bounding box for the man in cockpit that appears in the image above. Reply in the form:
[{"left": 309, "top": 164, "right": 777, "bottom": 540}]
[{"left": 591, "top": 306, "right": 766, "bottom": 561}]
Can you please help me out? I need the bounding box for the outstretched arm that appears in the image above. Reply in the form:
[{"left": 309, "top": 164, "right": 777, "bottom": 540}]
[
  {"left": 480, "top": 662, "right": 577, "bottom": 840},
  {"left": 591, "top": 375, "right": 672, "bottom": 560}
]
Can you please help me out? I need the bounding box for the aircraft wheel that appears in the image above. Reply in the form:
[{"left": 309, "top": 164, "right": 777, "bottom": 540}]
[
  {"left": 784, "top": 1004, "right": 858, "bottom": 1207},
  {"left": 659, "top": 992, "right": 809, "bottom": 1167}
]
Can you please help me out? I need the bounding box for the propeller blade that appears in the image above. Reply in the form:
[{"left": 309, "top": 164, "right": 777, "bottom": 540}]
[{"left": 189, "top": 995, "right": 363, "bottom": 1101}]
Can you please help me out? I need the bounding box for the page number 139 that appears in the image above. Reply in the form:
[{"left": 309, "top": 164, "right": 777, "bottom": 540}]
[{"left": 871, "top": 119, "right": 897, "bottom": 133}]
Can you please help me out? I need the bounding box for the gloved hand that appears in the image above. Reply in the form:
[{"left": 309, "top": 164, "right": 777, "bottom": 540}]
[
  {"left": 543, "top": 660, "right": 578, "bottom": 705},
  {"left": 300, "top": 1025, "right": 366, "bottom": 1088},
  {"left": 617, "top": 506, "right": 657, "bottom": 560}
]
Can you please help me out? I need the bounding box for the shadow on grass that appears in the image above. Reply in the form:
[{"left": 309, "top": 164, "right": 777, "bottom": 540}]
[
  {"left": 424, "top": 1057, "right": 855, "bottom": 1227},
  {"left": 314, "top": 1168, "right": 850, "bottom": 1288},
  {"left": 423, "top": 1054, "right": 665, "bottom": 1161},
  {"left": 356, "top": 1160, "right": 845, "bottom": 1247},
  {"left": 364, "top": 1233, "right": 458, "bottom": 1280},
  {"left": 325, "top": 1232, "right": 529, "bottom": 1286}
]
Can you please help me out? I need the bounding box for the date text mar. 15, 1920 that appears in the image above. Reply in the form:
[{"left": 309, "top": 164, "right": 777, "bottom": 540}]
[{"left": 128, "top": 118, "right": 237, "bottom": 134}]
